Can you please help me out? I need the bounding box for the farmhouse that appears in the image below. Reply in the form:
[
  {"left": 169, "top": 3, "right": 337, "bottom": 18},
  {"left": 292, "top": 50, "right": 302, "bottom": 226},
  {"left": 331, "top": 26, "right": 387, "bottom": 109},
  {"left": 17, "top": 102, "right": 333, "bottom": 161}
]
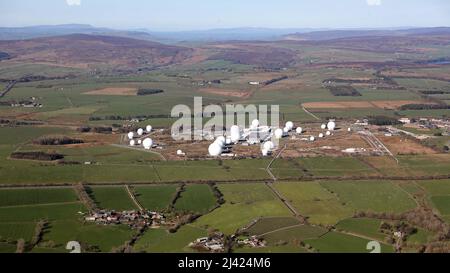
[{"left": 189, "top": 232, "right": 225, "bottom": 252}]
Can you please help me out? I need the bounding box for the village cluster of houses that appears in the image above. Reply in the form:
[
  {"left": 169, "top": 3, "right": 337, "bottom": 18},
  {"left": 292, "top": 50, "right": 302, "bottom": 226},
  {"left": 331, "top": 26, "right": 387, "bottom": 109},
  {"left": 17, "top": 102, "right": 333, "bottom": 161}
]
[
  {"left": 188, "top": 233, "right": 266, "bottom": 253},
  {"left": 84, "top": 210, "right": 166, "bottom": 229},
  {"left": 237, "top": 236, "right": 267, "bottom": 248},
  {"left": 189, "top": 233, "right": 225, "bottom": 252},
  {"left": 11, "top": 97, "right": 43, "bottom": 108},
  {"left": 400, "top": 117, "right": 449, "bottom": 132}
]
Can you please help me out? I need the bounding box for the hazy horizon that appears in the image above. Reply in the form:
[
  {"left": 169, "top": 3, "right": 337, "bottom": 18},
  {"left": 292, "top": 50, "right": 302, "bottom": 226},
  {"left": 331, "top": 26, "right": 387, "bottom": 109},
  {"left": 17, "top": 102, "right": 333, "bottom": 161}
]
[{"left": 1, "top": 0, "right": 450, "bottom": 31}]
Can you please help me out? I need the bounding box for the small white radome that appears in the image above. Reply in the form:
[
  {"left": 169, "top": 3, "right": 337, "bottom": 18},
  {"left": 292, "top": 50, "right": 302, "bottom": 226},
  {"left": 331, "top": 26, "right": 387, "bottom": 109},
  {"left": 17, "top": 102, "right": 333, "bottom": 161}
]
[
  {"left": 146, "top": 125, "right": 152, "bottom": 133},
  {"left": 230, "top": 125, "right": 241, "bottom": 143},
  {"left": 137, "top": 128, "right": 144, "bottom": 136},
  {"left": 296, "top": 127, "right": 303, "bottom": 134},
  {"left": 263, "top": 141, "right": 275, "bottom": 151},
  {"left": 251, "top": 119, "right": 260, "bottom": 128},
  {"left": 274, "top": 128, "right": 284, "bottom": 139}
]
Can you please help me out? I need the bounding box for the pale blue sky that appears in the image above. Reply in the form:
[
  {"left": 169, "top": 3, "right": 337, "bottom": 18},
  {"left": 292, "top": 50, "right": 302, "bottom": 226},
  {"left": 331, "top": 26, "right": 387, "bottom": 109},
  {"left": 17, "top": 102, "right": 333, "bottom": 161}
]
[{"left": 1, "top": 0, "right": 449, "bottom": 31}]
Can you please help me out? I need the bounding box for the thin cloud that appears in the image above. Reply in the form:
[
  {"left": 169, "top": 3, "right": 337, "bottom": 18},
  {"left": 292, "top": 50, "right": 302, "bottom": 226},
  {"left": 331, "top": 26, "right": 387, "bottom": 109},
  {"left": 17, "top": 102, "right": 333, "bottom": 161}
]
[
  {"left": 366, "top": 0, "right": 382, "bottom": 6},
  {"left": 66, "top": 0, "right": 81, "bottom": 6}
]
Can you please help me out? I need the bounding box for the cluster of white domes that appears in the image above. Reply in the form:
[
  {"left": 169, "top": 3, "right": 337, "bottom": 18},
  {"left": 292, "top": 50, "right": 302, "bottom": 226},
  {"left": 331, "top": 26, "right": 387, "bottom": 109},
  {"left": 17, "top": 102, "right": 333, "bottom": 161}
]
[{"left": 127, "top": 125, "right": 154, "bottom": 149}]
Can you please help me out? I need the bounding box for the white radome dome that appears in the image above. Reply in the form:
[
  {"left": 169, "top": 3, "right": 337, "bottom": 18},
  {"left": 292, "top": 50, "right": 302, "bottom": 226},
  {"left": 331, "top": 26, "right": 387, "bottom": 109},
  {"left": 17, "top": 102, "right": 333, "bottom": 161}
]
[
  {"left": 230, "top": 125, "right": 241, "bottom": 143},
  {"left": 261, "top": 149, "right": 269, "bottom": 156},
  {"left": 348, "top": 128, "right": 352, "bottom": 132},
  {"left": 146, "top": 125, "right": 152, "bottom": 133},
  {"left": 127, "top": 132, "right": 134, "bottom": 140},
  {"left": 274, "top": 128, "right": 284, "bottom": 139},
  {"left": 321, "top": 124, "right": 327, "bottom": 130},
  {"left": 208, "top": 143, "right": 222, "bottom": 156},
  {"left": 143, "top": 138, "right": 153, "bottom": 150},
  {"left": 263, "top": 141, "right": 275, "bottom": 151},
  {"left": 285, "top": 121, "right": 294, "bottom": 131},
  {"left": 129, "top": 140, "right": 136, "bottom": 146},
  {"left": 310, "top": 136, "right": 315, "bottom": 142},
  {"left": 327, "top": 121, "right": 336, "bottom": 131},
  {"left": 137, "top": 128, "right": 144, "bottom": 136},
  {"left": 215, "top": 136, "right": 226, "bottom": 147},
  {"left": 326, "top": 131, "right": 331, "bottom": 136},
  {"left": 283, "top": 127, "right": 289, "bottom": 133},
  {"left": 177, "top": 150, "right": 183, "bottom": 155},
  {"left": 251, "top": 119, "right": 260, "bottom": 128},
  {"left": 296, "top": 127, "right": 303, "bottom": 134},
  {"left": 138, "top": 139, "right": 142, "bottom": 145},
  {"left": 319, "top": 133, "right": 324, "bottom": 138},
  {"left": 225, "top": 138, "right": 232, "bottom": 145}
]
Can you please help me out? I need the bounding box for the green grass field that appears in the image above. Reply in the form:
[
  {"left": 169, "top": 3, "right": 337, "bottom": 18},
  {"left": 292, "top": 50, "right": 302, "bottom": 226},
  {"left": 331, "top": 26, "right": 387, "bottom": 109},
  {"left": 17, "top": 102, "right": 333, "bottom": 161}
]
[
  {"left": 174, "top": 184, "right": 217, "bottom": 214},
  {"left": 274, "top": 182, "right": 354, "bottom": 225},
  {"left": 0, "top": 188, "right": 78, "bottom": 207},
  {"left": 134, "top": 225, "right": 206, "bottom": 253},
  {"left": 262, "top": 225, "right": 328, "bottom": 245},
  {"left": 193, "top": 184, "right": 291, "bottom": 234},
  {"left": 43, "top": 220, "right": 135, "bottom": 252},
  {"left": 336, "top": 218, "right": 386, "bottom": 241},
  {"left": 134, "top": 185, "right": 177, "bottom": 211},
  {"left": 320, "top": 181, "right": 417, "bottom": 214},
  {"left": 245, "top": 217, "right": 301, "bottom": 236},
  {"left": 0, "top": 222, "right": 36, "bottom": 243},
  {"left": 297, "top": 157, "right": 376, "bottom": 177},
  {"left": 305, "top": 232, "right": 394, "bottom": 253},
  {"left": 89, "top": 186, "right": 137, "bottom": 211}
]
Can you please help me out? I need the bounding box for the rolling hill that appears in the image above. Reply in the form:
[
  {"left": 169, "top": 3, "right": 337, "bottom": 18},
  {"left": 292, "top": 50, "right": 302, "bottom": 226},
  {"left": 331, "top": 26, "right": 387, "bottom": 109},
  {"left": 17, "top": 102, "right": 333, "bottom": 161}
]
[{"left": 0, "top": 34, "right": 193, "bottom": 70}]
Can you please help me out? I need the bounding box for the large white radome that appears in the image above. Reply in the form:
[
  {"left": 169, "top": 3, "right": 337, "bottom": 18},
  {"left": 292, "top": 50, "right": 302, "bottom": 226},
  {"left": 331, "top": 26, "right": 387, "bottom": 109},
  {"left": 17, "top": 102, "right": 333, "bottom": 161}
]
[
  {"left": 143, "top": 138, "right": 153, "bottom": 150},
  {"left": 327, "top": 121, "right": 336, "bottom": 131},
  {"left": 208, "top": 143, "right": 222, "bottom": 156}
]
